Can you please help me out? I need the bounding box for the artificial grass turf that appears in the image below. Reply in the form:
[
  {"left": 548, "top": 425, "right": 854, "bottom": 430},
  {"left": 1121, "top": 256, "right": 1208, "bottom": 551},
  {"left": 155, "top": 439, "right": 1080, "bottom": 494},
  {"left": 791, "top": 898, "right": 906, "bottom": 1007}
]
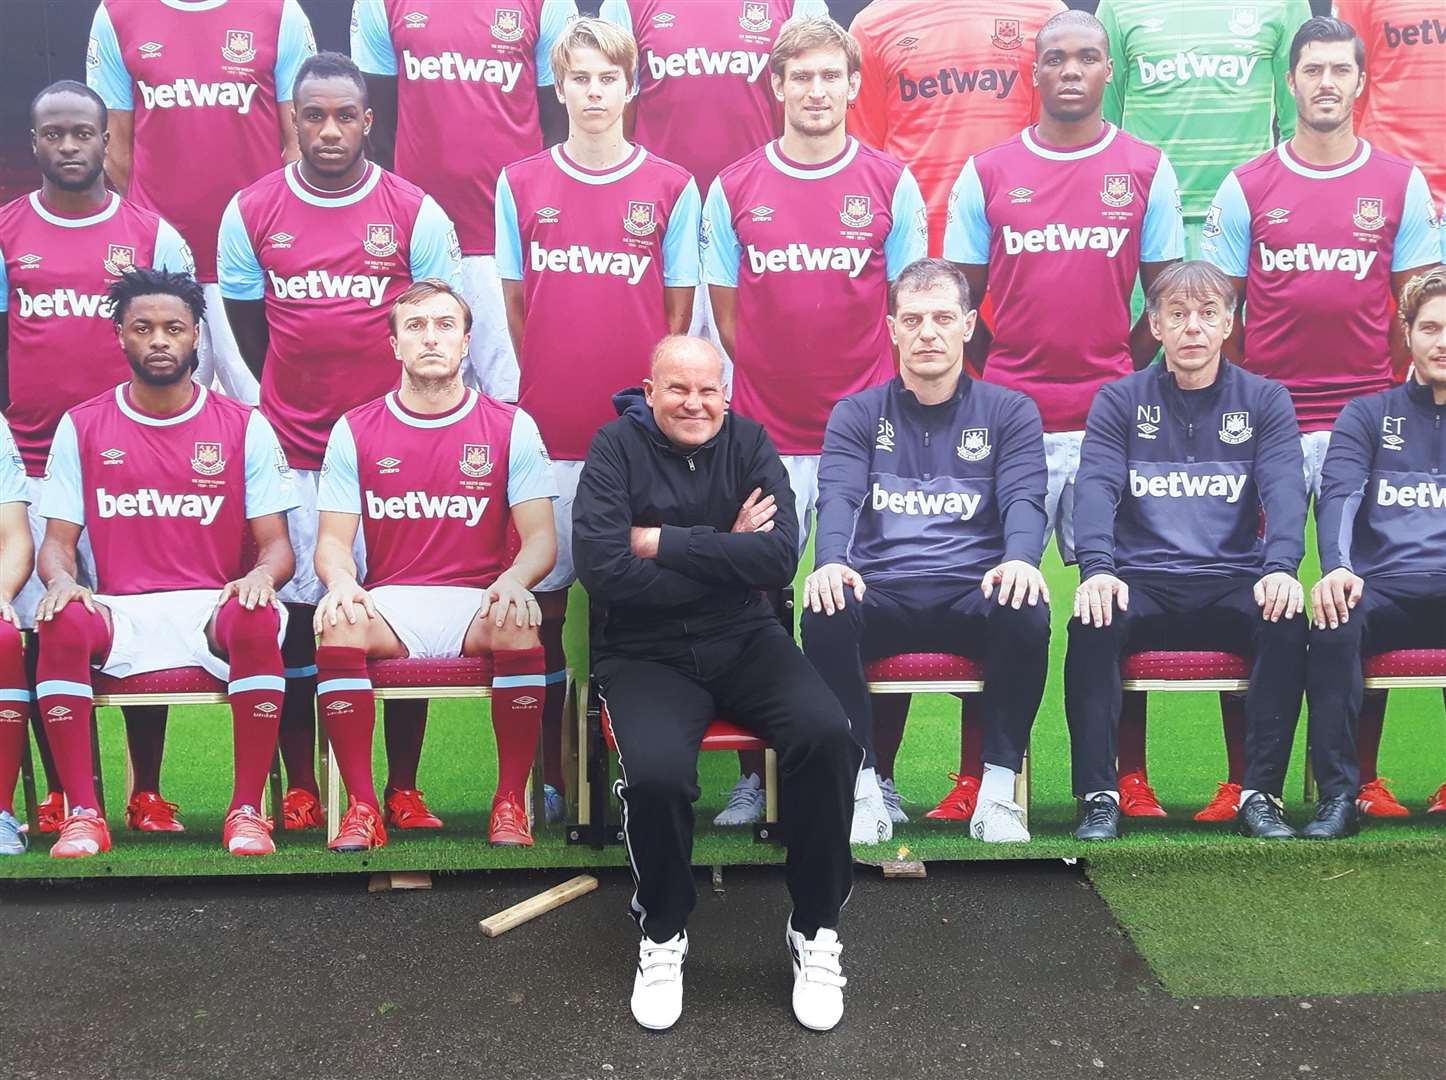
[{"left": 8, "top": 530, "right": 1446, "bottom": 1000}]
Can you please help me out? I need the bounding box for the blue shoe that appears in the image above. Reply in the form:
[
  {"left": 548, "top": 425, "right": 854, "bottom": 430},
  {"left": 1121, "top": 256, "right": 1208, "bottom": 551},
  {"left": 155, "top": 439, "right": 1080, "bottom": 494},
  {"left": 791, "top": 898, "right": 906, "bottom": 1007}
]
[
  {"left": 0, "top": 809, "right": 29, "bottom": 854},
  {"left": 543, "top": 784, "right": 563, "bottom": 825}
]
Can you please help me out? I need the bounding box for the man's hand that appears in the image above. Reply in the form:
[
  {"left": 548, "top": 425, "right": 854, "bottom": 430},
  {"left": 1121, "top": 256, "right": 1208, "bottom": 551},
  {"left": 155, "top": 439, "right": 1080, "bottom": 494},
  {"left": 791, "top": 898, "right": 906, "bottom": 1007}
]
[
  {"left": 629, "top": 526, "right": 661, "bottom": 559},
  {"left": 35, "top": 579, "right": 95, "bottom": 622},
  {"left": 732, "top": 487, "right": 776, "bottom": 534},
  {"left": 313, "top": 578, "right": 377, "bottom": 633},
  {"left": 479, "top": 573, "right": 541, "bottom": 628},
  {"left": 1311, "top": 567, "right": 1365, "bottom": 630},
  {"left": 982, "top": 560, "right": 1049, "bottom": 609},
  {"left": 1254, "top": 571, "right": 1304, "bottom": 623},
  {"left": 804, "top": 562, "right": 865, "bottom": 615},
  {"left": 218, "top": 568, "right": 277, "bottom": 611},
  {"left": 0, "top": 598, "right": 17, "bottom": 627},
  {"left": 1073, "top": 573, "right": 1129, "bottom": 628}
]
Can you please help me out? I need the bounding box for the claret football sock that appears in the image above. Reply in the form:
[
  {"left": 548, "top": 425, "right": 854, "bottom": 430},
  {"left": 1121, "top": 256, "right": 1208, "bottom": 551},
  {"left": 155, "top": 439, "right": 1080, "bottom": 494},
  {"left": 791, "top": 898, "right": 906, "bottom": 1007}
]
[
  {"left": 213, "top": 600, "right": 286, "bottom": 812},
  {"left": 491, "top": 647, "right": 547, "bottom": 800},
  {"left": 316, "top": 645, "right": 379, "bottom": 810},
  {"left": 35, "top": 605, "right": 111, "bottom": 812},
  {"left": 0, "top": 621, "right": 29, "bottom": 815}
]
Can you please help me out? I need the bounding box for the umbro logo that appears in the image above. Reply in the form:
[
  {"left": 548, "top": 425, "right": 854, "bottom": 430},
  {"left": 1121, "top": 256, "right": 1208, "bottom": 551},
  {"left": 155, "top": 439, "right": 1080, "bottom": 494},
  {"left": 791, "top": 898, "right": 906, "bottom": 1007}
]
[
  {"left": 896, "top": 36, "right": 919, "bottom": 50},
  {"left": 253, "top": 702, "right": 278, "bottom": 715},
  {"left": 1265, "top": 207, "right": 1290, "bottom": 224},
  {"left": 17, "top": 253, "right": 41, "bottom": 268},
  {"left": 269, "top": 231, "right": 295, "bottom": 248},
  {"left": 514, "top": 695, "right": 540, "bottom": 707},
  {"left": 46, "top": 705, "right": 72, "bottom": 719},
  {"left": 138, "top": 41, "right": 163, "bottom": 57},
  {"left": 402, "top": 11, "right": 428, "bottom": 28},
  {"left": 1008, "top": 187, "right": 1033, "bottom": 203},
  {"left": 100, "top": 448, "right": 126, "bottom": 465},
  {"left": 325, "top": 700, "right": 352, "bottom": 714},
  {"left": 652, "top": 12, "right": 675, "bottom": 28},
  {"left": 536, "top": 206, "right": 560, "bottom": 222},
  {"left": 0, "top": 709, "right": 23, "bottom": 722},
  {"left": 376, "top": 456, "right": 401, "bottom": 473},
  {"left": 750, "top": 205, "right": 774, "bottom": 221}
]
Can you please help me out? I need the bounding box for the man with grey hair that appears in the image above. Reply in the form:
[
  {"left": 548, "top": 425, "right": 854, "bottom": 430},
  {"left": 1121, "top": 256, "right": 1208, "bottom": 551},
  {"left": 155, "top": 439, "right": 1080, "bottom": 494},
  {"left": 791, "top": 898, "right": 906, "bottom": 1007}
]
[
  {"left": 1066, "top": 260, "right": 1308, "bottom": 842},
  {"left": 802, "top": 258, "right": 1050, "bottom": 846},
  {"left": 572, "top": 335, "right": 858, "bottom": 1033}
]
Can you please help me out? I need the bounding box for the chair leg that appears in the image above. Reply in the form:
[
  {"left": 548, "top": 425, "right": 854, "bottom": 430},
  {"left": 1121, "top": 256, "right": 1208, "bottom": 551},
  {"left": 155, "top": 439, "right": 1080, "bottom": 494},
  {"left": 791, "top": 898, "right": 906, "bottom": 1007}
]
[
  {"left": 1014, "top": 747, "right": 1030, "bottom": 829},
  {"left": 1303, "top": 740, "right": 1316, "bottom": 804},
  {"left": 90, "top": 708, "right": 105, "bottom": 818},
  {"left": 326, "top": 739, "right": 342, "bottom": 844},
  {"left": 20, "top": 734, "right": 39, "bottom": 833},
  {"left": 267, "top": 746, "right": 284, "bottom": 825},
  {"left": 560, "top": 671, "right": 577, "bottom": 817},
  {"left": 764, "top": 749, "right": 779, "bottom": 823},
  {"left": 530, "top": 693, "right": 546, "bottom": 832}
]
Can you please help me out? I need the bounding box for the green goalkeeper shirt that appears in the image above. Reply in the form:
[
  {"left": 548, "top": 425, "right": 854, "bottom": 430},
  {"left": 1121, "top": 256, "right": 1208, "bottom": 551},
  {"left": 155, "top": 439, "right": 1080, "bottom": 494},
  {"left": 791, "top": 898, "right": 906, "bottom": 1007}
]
[{"left": 1097, "top": 1, "right": 1312, "bottom": 221}]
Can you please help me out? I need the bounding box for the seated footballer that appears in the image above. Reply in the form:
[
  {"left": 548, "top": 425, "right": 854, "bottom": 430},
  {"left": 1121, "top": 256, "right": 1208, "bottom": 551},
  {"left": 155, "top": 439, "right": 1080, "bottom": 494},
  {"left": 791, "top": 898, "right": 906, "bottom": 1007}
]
[
  {"left": 34, "top": 268, "right": 299, "bottom": 859},
  {"left": 312, "top": 279, "right": 557, "bottom": 852}
]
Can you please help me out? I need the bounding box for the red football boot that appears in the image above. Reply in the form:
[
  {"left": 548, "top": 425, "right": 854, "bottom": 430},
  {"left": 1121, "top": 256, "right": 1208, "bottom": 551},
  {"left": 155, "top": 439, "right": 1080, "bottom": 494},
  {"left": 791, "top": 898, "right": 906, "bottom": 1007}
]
[
  {"left": 1194, "top": 782, "right": 1241, "bottom": 823},
  {"left": 222, "top": 806, "right": 276, "bottom": 856},
  {"left": 488, "top": 791, "right": 533, "bottom": 847},
  {"left": 1118, "top": 770, "right": 1167, "bottom": 818},
  {"left": 385, "top": 788, "right": 444, "bottom": 830},
  {"left": 1357, "top": 778, "right": 1409, "bottom": 817},
  {"left": 125, "top": 791, "right": 185, "bottom": 832},
  {"left": 50, "top": 809, "right": 111, "bottom": 859},
  {"left": 328, "top": 799, "right": 387, "bottom": 852},
  {"left": 37, "top": 791, "right": 65, "bottom": 834},
  {"left": 282, "top": 787, "right": 323, "bottom": 831},
  {"left": 1427, "top": 782, "right": 1446, "bottom": 814},
  {"left": 922, "top": 773, "right": 979, "bottom": 822}
]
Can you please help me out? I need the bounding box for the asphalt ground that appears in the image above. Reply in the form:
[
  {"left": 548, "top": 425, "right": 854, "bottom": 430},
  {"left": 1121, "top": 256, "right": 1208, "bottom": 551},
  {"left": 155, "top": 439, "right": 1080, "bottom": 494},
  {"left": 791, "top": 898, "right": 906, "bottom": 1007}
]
[{"left": 1, "top": 861, "right": 1440, "bottom": 1080}]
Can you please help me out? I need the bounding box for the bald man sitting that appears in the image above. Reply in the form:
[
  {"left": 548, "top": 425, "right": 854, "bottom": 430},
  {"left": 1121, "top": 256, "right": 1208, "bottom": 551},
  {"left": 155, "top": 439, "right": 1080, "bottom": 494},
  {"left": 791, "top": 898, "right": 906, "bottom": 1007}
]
[{"left": 572, "top": 335, "right": 858, "bottom": 1033}]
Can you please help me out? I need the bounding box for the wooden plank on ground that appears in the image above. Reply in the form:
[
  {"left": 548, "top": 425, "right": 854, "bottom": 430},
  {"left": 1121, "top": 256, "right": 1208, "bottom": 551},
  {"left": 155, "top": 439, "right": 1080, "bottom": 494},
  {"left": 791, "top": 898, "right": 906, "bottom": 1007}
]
[{"left": 480, "top": 874, "right": 598, "bottom": 938}]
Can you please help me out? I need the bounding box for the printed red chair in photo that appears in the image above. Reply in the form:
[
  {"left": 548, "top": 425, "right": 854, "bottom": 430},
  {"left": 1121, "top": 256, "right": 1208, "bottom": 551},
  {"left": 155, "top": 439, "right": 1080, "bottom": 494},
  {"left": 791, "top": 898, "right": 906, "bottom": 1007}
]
[
  {"left": 862, "top": 653, "right": 1031, "bottom": 822},
  {"left": 322, "top": 657, "right": 572, "bottom": 844},
  {"left": 19, "top": 667, "right": 285, "bottom": 830},
  {"left": 569, "top": 593, "right": 790, "bottom": 849}
]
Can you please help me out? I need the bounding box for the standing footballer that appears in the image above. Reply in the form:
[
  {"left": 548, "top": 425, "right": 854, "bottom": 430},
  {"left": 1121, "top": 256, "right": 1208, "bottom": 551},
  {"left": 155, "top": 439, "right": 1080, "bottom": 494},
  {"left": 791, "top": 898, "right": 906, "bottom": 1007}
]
[
  {"left": 495, "top": 16, "right": 701, "bottom": 820},
  {"left": 219, "top": 52, "right": 462, "bottom": 835},
  {"left": 1, "top": 81, "right": 192, "bottom": 835},
  {"left": 1201, "top": 15, "right": 1440, "bottom": 818},
  {"left": 86, "top": 0, "right": 316, "bottom": 399},
  {"left": 701, "top": 14, "right": 927, "bottom": 836}
]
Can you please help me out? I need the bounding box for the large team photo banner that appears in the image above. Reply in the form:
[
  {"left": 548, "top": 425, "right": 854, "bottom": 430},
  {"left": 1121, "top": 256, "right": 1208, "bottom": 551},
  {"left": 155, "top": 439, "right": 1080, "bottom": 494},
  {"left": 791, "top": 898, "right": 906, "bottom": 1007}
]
[{"left": 2, "top": 0, "right": 1444, "bottom": 885}]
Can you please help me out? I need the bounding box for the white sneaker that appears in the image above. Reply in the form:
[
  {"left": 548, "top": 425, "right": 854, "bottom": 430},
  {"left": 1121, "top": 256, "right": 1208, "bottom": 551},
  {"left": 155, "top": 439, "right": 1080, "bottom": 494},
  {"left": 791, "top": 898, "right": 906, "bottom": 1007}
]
[
  {"left": 786, "top": 920, "right": 846, "bottom": 1031},
  {"left": 712, "top": 773, "right": 764, "bottom": 826},
  {"left": 631, "top": 932, "right": 687, "bottom": 1031},
  {"left": 850, "top": 768, "right": 892, "bottom": 845},
  {"left": 969, "top": 796, "right": 1031, "bottom": 843},
  {"left": 879, "top": 777, "right": 908, "bottom": 825}
]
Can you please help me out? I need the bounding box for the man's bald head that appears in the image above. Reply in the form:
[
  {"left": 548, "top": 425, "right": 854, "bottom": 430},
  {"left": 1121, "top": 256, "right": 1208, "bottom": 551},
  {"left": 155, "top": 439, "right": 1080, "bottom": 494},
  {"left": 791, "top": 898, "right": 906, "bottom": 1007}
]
[
  {"left": 644, "top": 335, "right": 727, "bottom": 448},
  {"left": 649, "top": 334, "right": 725, "bottom": 384}
]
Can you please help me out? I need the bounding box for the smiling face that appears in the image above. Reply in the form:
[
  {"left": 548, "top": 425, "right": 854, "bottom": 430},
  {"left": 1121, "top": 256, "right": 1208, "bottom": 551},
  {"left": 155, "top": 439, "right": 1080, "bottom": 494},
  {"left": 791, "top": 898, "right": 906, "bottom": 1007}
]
[
  {"left": 32, "top": 91, "right": 107, "bottom": 192},
  {"left": 773, "top": 45, "right": 858, "bottom": 140},
  {"left": 889, "top": 279, "right": 975, "bottom": 384},
  {"left": 556, "top": 45, "right": 630, "bottom": 137},
  {"left": 644, "top": 341, "right": 726, "bottom": 449},
  {"left": 391, "top": 290, "right": 470, "bottom": 385},
  {"left": 1033, "top": 23, "right": 1111, "bottom": 124},
  {"left": 1151, "top": 289, "right": 1233, "bottom": 378},
  {"left": 117, "top": 294, "right": 200, "bottom": 386},
  {"left": 1289, "top": 39, "right": 1363, "bottom": 134},
  {"left": 294, "top": 75, "right": 371, "bottom": 180}
]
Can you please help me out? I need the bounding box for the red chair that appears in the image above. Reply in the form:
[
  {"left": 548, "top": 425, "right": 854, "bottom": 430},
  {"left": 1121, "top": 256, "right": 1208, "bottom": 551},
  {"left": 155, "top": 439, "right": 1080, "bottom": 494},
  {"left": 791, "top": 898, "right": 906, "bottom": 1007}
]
[
  {"left": 569, "top": 593, "right": 790, "bottom": 848},
  {"left": 862, "top": 653, "right": 1031, "bottom": 819},
  {"left": 322, "top": 656, "right": 573, "bottom": 843},
  {"left": 18, "top": 667, "right": 286, "bottom": 825}
]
